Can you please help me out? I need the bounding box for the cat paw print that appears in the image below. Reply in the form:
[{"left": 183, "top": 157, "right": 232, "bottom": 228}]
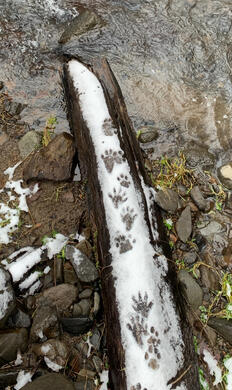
[
  {"left": 108, "top": 187, "right": 127, "bottom": 208},
  {"left": 144, "top": 327, "right": 161, "bottom": 370},
  {"left": 132, "top": 292, "right": 153, "bottom": 318},
  {"left": 101, "top": 149, "right": 124, "bottom": 173},
  {"left": 127, "top": 314, "right": 148, "bottom": 346},
  {"left": 131, "top": 384, "right": 148, "bottom": 390},
  {"left": 121, "top": 206, "right": 137, "bottom": 231},
  {"left": 102, "top": 118, "right": 117, "bottom": 136},
  {"left": 115, "top": 233, "right": 135, "bottom": 254},
  {"left": 117, "top": 173, "right": 130, "bottom": 188}
]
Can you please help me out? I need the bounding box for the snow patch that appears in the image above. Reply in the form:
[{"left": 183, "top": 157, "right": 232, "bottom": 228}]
[
  {"left": 0, "top": 268, "right": 13, "bottom": 321},
  {"left": 99, "top": 370, "right": 109, "bottom": 390},
  {"left": 44, "top": 357, "right": 62, "bottom": 372},
  {"left": 14, "top": 371, "right": 32, "bottom": 390},
  {"left": 203, "top": 349, "right": 222, "bottom": 385},
  {"left": 224, "top": 357, "right": 232, "bottom": 390}
]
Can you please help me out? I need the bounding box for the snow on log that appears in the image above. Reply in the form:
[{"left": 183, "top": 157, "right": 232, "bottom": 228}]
[{"left": 63, "top": 58, "right": 200, "bottom": 390}]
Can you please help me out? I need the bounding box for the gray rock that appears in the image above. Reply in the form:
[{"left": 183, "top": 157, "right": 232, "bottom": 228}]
[
  {"left": 8, "top": 308, "right": 31, "bottom": 328},
  {"left": 176, "top": 206, "right": 192, "bottom": 243},
  {"left": 0, "top": 267, "right": 15, "bottom": 328},
  {"left": 32, "top": 339, "right": 69, "bottom": 369},
  {"left": 4, "top": 101, "right": 24, "bottom": 116},
  {"left": 37, "top": 284, "right": 78, "bottom": 314},
  {"left": 73, "top": 299, "right": 91, "bottom": 317},
  {"left": 218, "top": 162, "right": 232, "bottom": 190},
  {"left": 155, "top": 188, "right": 182, "bottom": 214},
  {"left": 178, "top": 270, "right": 203, "bottom": 310},
  {"left": 0, "top": 328, "right": 28, "bottom": 366},
  {"left": 0, "top": 369, "right": 19, "bottom": 388},
  {"left": 21, "top": 373, "right": 75, "bottom": 390},
  {"left": 90, "top": 328, "right": 101, "bottom": 351},
  {"left": 30, "top": 304, "right": 59, "bottom": 342},
  {"left": 79, "top": 289, "right": 93, "bottom": 299},
  {"left": 93, "top": 292, "right": 100, "bottom": 315},
  {"left": 190, "top": 186, "right": 209, "bottom": 211},
  {"left": 60, "top": 318, "right": 93, "bottom": 336},
  {"left": 65, "top": 246, "right": 98, "bottom": 283},
  {"left": 76, "top": 240, "right": 92, "bottom": 258},
  {"left": 183, "top": 252, "right": 197, "bottom": 265},
  {"left": 92, "top": 355, "right": 103, "bottom": 372},
  {"left": 138, "top": 126, "right": 158, "bottom": 143},
  {"left": 73, "top": 378, "right": 95, "bottom": 390},
  {"left": 18, "top": 131, "right": 42, "bottom": 158},
  {"left": 63, "top": 266, "right": 79, "bottom": 285},
  {"left": 208, "top": 317, "right": 232, "bottom": 345},
  {"left": 184, "top": 144, "right": 215, "bottom": 170},
  {"left": 199, "top": 221, "right": 223, "bottom": 236}
]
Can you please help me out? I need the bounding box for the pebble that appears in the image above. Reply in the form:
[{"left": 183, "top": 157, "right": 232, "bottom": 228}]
[
  {"left": 18, "top": 131, "right": 42, "bottom": 158},
  {"left": 155, "top": 188, "right": 182, "bottom": 214},
  {"left": 0, "top": 328, "right": 28, "bottom": 366},
  {"left": 177, "top": 270, "right": 203, "bottom": 310},
  {"left": 183, "top": 252, "right": 197, "bottom": 265},
  {"left": 137, "top": 126, "right": 159, "bottom": 143},
  {"left": 79, "top": 289, "right": 93, "bottom": 299},
  {"left": 176, "top": 206, "right": 192, "bottom": 243}
]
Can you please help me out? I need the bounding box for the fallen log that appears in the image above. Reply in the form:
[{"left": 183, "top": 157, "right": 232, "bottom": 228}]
[{"left": 63, "top": 58, "right": 200, "bottom": 390}]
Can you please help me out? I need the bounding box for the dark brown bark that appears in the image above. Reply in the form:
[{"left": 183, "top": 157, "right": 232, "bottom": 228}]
[{"left": 63, "top": 58, "right": 200, "bottom": 390}]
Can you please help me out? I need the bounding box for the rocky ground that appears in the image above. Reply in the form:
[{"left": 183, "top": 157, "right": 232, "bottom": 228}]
[{"left": 0, "top": 85, "right": 232, "bottom": 390}]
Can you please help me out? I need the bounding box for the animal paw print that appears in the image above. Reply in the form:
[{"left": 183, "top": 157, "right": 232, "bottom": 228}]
[
  {"left": 127, "top": 315, "right": 148, "bottom": 346},
  {"left": 102, "top": 118, "right": 117, "bottom": 136},
  {"left": 132, "top": 292, "right": 153, "bottom": 318},
  {"left": 144, "top": 327, "right": 161, "bottom": 370},
  {"left": 117, "top": 173, "right": 130, "bottom": 188},
  {"left": 131, "top": 384, "right": 148, "bottom": 390},
  {"left": 115, "top": 234, "right": 135, "bottom": 253},
  {"left": 108, "top": 187, "right": 127, "bottom": 208},
  {"left": 101, "top": 149, "right": 124, "bottom": 173},
  {"left": 121, "top": 206, "right": 137, "bottom": 231}
]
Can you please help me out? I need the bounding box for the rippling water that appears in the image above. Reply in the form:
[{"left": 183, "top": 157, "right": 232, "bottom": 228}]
[{"left": 1, "top": 0, "right": 232, "bottom": 161}]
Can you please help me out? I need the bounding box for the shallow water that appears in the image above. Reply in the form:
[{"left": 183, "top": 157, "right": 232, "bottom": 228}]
[{"left": 1, "top": 0, "right": 232, "bottom": 161}]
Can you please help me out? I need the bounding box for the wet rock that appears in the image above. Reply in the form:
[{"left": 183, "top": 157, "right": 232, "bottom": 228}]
[
  {"left": 66, "top": 246, "right": 98, "bottom": 283},
  {"left": 61, "top": 318, "right": 93, "bottom": 335},
  {"left": 208, "top": 317, "right": 232, "bottom": 345},
  {"left": 73, "top": 299, "right": 91, "bottom": 317},
  {"left": 23, "top": 133, "right": 75, "bottom": 182},
  {"left": 21, "top": 373, "right": 75, "bottom": 390},
  {"left": 90, "top": 328, "right": 101, "bottom": 350},
  {"left": 8, "top": 308, "right": 31, "bottom": 328},
  {"left": 183, "top": 252, "right": 197, "bottom": 265},
  {"left": 32, "top": 339, "right": 69, "bottom": 370},
  {"left": 73, "top": 378, "right": 95, "bottom": 390},
  {"left": 76, "top": 239, "right": 92, "bottom": 258},
  {"left": 178, "top": 270, "right": 203, "bottom": 310},
  {"left": 199, "top": 221, "right": 223, "bottom": 236},
  {"left": 30, "top": 304, "right": 59, "bottom": 342},
  {"left": 79, "top": 289, "right": 92, "bottom": 299},
  {"left": 0, "top": 267, "right": 15, "bottom": 328},
  {"left": 63, "top": 262, "right": 79, "bottom": 285},
  {"left": 37, "top": 284, "right": 78, "bottom": 314},
  {"left": 93, "top": 292, "right": 100, "bottom": 315},
  {"left": 218, "top": 162, "right": 232, "bottom": 190},
  {"left": 18, "top": 131, "right": 42, "bottom": 158},
  {"left": 137, "top": 126, "right": 158, "bottom": 143},
  {"left": 155, "top": 188, "right": 182, "bottom": 213},
  {"left": 190, "top": 186, "right": 209, "bottom": 211},
  {"left": 184, "top": 144, "right": 215, "bottom": 170},
  {"left": 59, "top": 10, "right": 104, "bottom": 44},
  {"left": 176, "top": 206, "right": 192, "bottom": 243},
  {"left": 0, "top": 328, "right": 28, "bottom": 366}
]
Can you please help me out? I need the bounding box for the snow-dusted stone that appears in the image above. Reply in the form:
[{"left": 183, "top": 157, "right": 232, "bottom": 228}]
[
  {"left": 32, "top": 339, "right": 69, "bottom": 372},
  {"left": 0, "top": 328, "right": 28, "bottom": 366},
  {"left": 176, "top": 206, "right": 192, "bottom": 243},
  {"left": 0, "top": 266, "right": 15, "bottom": 328},
  {"left": 20, "top": 373, "right": 75, "bottom": 390},
  {"left": 65, "top": 245, "right": 98, "bottom": 283}
]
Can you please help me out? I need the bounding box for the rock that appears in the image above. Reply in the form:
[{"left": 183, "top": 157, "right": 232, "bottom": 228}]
[
  {"left": 93, "top": 292, "right": 100, "bottom": 315},
  {"left": 0, "top": 328, "right": 28, "bottom": 366},
  {"left": 76, "top": 240, "right": 92, "bottom": 258},
  {"left": 183, "top": 252, "right": 197, "bottom": 265},
  {"left": 54, "top": 258, "right": 64, "bottom": 284},
  {"left": 59, "top": 10, "right": 104, "bottom": 44},
  {"left": 0, "top": 369, "right": 19, "bottom": 388},
  {"left": 73, "top": 299, "right": 91, "bottom": 317},
  {"left": 190, "top": 186, "right": 209, "bottom": 211},
  {"left": 65, "top": 246, "right": 98, "bottom": 283},
  {"left": 90, "top": 328, "right": 101, "bottom": 350},
  {"left": 60, "top": 318, "right": 93, "bottom": 335},
  {"left": 63, "top": 266, "right": 79, "bottom": 285},
  {"left": 208, "top": 317, "right": 232, "bottom": 345},
  {"left": 178, "top": 270, "right": 203, "bottom": 310},
  {"left": 200, "top": 265, "right": 220, "bottom": 291},
  {"left": 176, "top": 206, "right": 192, "bottom": 243},
  {"left": 184, "top": 143, "right": 215, "bottom": 170},
  {"left": 8, "top": 308, "right": 31, "bottom": 328},
  {"left": 73, "top": 378, "right": 95, "bottom": 390},
  {"left": 0, "top": 267, "right": 15, "bottom": 328},
  {"left": 218, "top": 162, "right": 232, "bottom": 190},
  {"left": 199, "top": 221, "right": 223, "bottom": 236},
  {"left": 4, "top": 101, "right": 24, "bottom": 116},
  {"left": 23, "top": 133, "right": 75, "bottom": 182},
  {"left": 37, "top": 284, "right": 78, "bottom": 314},
  {"left": 194, "top": 234, "right": 207, "bottom": 252},
  {"left": 30, "top": 304, "right": 59, "bottom": 342},
  {"left": 79, "top": 289, "right": 93, "bottom": 299},
  {"left": 32, "top": 339, "right": 69, "bottom": 370},
  {"left": 155, "top": 188, "right": 182, "bottom": 213},
  {"left": 137, "top": 126, "right": 158, "bottom": 143},
  {"left": 21, "top": 373, "right": 75, "bottom": 390},
  {"left": 18, "top": 131, "right": 42, "bottom": 158}
]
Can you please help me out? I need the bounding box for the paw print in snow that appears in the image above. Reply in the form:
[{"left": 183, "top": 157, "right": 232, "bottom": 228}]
[
  {"left": 127, "top": 314, "right": 148, "bottom": 346},
  {"left": 115, "top": 234, "right": 135, "bottom": 253},
  {"left": 102, "top": 118, "right": 117, "bottom": 136},
  {"left": 131, "top": 384, "right": 148, "bottom": 390},
  {"left": 144, "top": 327, "right": 161, "bottom": 370},
  {"left": 121, "top": 206, "right": 137, "bottom": 230},
  {"left": 132, "top": 292, "right": 153, "bottom": 318},
  {"left": 101, "top": 149, "right": 124, "bottom": 173},
  {"left": 117, "top": 173, "right": 130, "bottom": 188},
  {"left": 108, "top": 187, "right": 127, "bottom": 208}
]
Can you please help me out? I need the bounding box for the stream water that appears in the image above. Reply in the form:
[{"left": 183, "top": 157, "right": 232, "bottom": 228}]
[{"left": 1, "top": 0, "right": 232, "bottom": 164}]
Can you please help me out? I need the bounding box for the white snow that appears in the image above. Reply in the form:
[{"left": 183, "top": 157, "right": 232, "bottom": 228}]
[
  {"left": 15, "top": 351, "right": 23, "bottom": 366},
  {"left": 4, "top": 247, "right": 43, "bottom": 282},
  {"left": 43, "top": 266, "right": 51, "bottom": 274},
  {"left": 27, "top": 280, "right": 42, "bottom": 296},
  {"left": 14, "top": 371, "right": 32, "bottom": 390},
  {"left": 44, "top": 357, "right": 62, "bottom": 372},
  {"left": 99, "top": 370, "right": 109, "bottom": 390},
  {"left": 0, "top": 269, "right": 13, "bottom": 321},
  {"left": 224, "top": 357, "right": 232, "bottom": 390},
  {"left": 41, "top": 344, "right": 51, "bottom": 354},
  {"left": 19, "top": 271, "right": 40, "bottom": 290},
  {"left": 45, "top": 233, "right": 68, "bottom": 259},
  {"left": 4, "top": 161, "right": 21, "bottom": 180},
  {"left": 203, "top": 349, "right": 222, "bottom": 385},
  {"left": 69, "top": 59, "right": 186, "bottom": 390}
]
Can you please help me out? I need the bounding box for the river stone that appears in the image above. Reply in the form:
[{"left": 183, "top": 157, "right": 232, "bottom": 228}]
[
  {"left": 178, "top": 270, "right": 203, "bottom": 310},
  {"left": 59, "top": 10, "right": 104, "bottom": 44},
  {"left": 37, "top": 284, "right": 78, "bottom": 314},
  {"left": 21, "top": 373, "right": 75, "bottom": 390},
  {"left": 0, "top": 328, "right": 28, "bottom": 366},
  {"left": 155, "top": 188, "right": 182, "bottom": 213},
  {"left": 176, "top": 206, "right": 192, "bottom": 243},
  {"left": 65, "top": 246, "right": 98, "bottom": 283},
  {"left": 218, "top": 163, "right": 232, "bottom": 190},
  {"left": 190, "top": 186, "right": 209, "bottom": 211},
  {"left": 137, "top": 126, "right": 158, "bottom": 143},
  {"left": 60, "top": 317, "right": 93, "bottom": 335},
  {"left": 18, "top": 131, "right": 42, "bottom": 158},
  {"left": 208, "top": 317, "right": 232, "bottom": 345},
  {"left": 23, "top": 133, "right": 75, "bottom": 182},
  {"left": 30, "top": 303, "right": 59, "bottom": 342},
  {"left": 0, "top": 267, "right": 15, "bottom": 328}
]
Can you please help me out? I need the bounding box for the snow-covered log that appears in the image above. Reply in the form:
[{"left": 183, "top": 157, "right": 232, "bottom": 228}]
[{"left": 63, "top": 58, "right": 200, "bottom": 390}]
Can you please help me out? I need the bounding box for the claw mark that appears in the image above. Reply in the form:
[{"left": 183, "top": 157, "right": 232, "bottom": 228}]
[
  {"left": 127, "top": 315, "right": 148, "bottom": 345},
  {"left": 117, "top": 173, "right": 130, "bottom": 188},
  {"left": 108, "top": 187, "right": 127, "bottom": 208},
  {"left": 102, "top": 118, "right": 117, "bottom": 136},
  {"left": 115, "top": 234, "right": 135, "bottom": 253},
  {"left": 121, "top": 206, "right": 137, "bottom": 230},
  {"left": 132, "top": 292, "right": 153, "bottom": 318},
  {"left": 101, "top": 149, "right": 124, "bottom": 173}
]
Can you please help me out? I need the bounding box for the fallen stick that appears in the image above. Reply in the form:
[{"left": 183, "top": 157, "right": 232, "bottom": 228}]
[{"left": 63, "top": 58, "right": 200, "bottom": 390}]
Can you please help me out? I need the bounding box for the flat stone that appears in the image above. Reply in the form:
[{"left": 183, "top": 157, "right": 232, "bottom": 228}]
[
  {"left": 61, "top": 317, "right": 93, "bottom": 336},
  {"left": 18, "top": 131, "right": 42, "bottom": 158},
  {"left": 7, "top": 308, "right": 31, "bottom": 328},
  {"left": 199, "top": 221, "right": 223, "bottom": 236},
  {"left": 208, "top": 317, "right": 232, "bottom": 345},
  {"left": 178, "top": 270, "right": 203, "bottom": 310},
  {"left": 0, "top": 267, "right": 15, "bottom": 329},
  {"left": 176, "top": 206, "right": 192, "bottom": 243},
  {"left": 30, "top": 304, "right": 59, "bottom": 342},
  {"left": 190, "top": 186, "right": 209, "bottom": 211},
  {"left": 0, "top": 328, "right": 28, "bottom": 366},
  {"left": 155, "top": 188, "right": 182, "bottom": 214},
  {"left": 218, "top": 162, "right": 232, "bottom": 190},
  {"left": 76, "top": 240, "right": 93, "bottom": 258},
  {"left": 23, "top": 133, "right": 75, "bottom": 182},
  {"left": 65, "top": 246, "right": 98, "bottom": 283},
  {"left": 184, "top": 143, "right": 215, "bottom": 170},
  {"left": 21, "top": 373, "right": 75, "bottom": 390},
  {"left": 79, "top": 289, "right": 93, "bottom": 299},
  {"left": 137, "top": 126, "right": 159, "bottom": 143},
  {"left": 37, "top": 284, "right": 78, "bottom": 314}
]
